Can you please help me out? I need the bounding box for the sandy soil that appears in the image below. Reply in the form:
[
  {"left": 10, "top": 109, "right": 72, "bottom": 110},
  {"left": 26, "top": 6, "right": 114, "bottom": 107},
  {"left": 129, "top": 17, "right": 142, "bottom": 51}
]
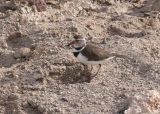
[{"left": 0, "top": 0, "right": 160, "bottom": 114}]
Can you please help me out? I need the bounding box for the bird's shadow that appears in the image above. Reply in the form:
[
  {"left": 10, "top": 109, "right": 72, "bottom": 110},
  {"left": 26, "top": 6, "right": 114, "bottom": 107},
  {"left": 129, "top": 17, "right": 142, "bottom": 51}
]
[{"left": 59, "top": 63, "right": 92, "bottom": 84}]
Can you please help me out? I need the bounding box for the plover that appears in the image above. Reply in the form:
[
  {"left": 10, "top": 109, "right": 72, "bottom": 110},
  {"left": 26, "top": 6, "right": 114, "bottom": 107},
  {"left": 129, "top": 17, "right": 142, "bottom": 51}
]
[{"left": 67, "top": 34, "right": 131, "bottom": 76}]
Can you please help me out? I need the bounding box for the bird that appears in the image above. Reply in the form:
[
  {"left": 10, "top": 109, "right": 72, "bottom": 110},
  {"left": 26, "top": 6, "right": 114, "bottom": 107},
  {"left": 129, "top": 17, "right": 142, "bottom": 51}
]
[{"left": 66, "top": 34, "right": 133, "bottom": 77}]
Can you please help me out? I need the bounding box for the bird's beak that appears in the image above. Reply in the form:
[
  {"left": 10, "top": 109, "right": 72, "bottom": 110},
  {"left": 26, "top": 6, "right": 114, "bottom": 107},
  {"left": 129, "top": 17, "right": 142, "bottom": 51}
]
[{"left": 66, "top": 40, "right": 76, "bottom": 47}]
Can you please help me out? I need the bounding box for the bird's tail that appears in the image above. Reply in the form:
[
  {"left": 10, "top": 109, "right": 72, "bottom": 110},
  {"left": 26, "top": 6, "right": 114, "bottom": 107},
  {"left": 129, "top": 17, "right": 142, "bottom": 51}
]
[{"left": 109, "top": 53, "right": 136, "bottom": 62}]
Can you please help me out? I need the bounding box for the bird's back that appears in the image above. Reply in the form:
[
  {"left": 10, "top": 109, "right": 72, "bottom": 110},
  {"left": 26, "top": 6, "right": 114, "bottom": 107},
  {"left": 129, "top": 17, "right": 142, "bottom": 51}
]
[{"left": 81, "top": 44, "right": 111, "bottom": 61}]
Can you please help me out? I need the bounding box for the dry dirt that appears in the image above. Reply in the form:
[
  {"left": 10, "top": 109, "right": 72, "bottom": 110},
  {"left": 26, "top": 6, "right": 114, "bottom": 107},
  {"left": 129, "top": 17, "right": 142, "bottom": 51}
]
[{"left": 0, "top": 0, "right": 160, "bottom": 114}]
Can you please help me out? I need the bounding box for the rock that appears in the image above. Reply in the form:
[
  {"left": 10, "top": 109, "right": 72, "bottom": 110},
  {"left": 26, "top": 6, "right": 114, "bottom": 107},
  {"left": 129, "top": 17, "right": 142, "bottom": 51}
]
[
  {"left": 54, "top": 108, "right": 61, "bottom": 112},
  {"left": 125, "top": 90, "right": 160, "bottom": 114},
  {"left": 60, "top": 97, "right": 68, "bottom": 102},
  {"left": 1, "top": 0, "right": 19, "bottom": 11},
  {"left": 95, "top": 0, "right": 115, "bottom": 5},
  {"left": 8, "top": 32, "right": 28, "bottom": 40},
  {"left": 14, "top": 47, "right": 31, "bottom": 58},
  {"left": 7, "top": 93, "right": 20, "bottom": 101},
  {"left": 139, "top": 0, "right": 160, "bottom": 12},
  {"left": 151, "top": 0, "right": 160, "bottom": 11},
  {"left": 34, "top": 0, "right": 47, "bottom": 12}
]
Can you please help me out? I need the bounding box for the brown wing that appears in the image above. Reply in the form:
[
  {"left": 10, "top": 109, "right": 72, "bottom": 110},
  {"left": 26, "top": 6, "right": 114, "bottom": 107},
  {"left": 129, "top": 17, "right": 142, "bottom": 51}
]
[{"left": 81, "top": 44, "right": 110, "bottom": 61}]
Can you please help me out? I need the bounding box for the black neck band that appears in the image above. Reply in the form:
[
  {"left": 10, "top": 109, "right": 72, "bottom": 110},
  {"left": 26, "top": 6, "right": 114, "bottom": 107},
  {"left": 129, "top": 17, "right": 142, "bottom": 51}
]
[
  {"left": 75, "top": 47, "right": 83, "bottom": 51},
  {"left": 73, "top": 52, "right": 79, "bottom": 57}
]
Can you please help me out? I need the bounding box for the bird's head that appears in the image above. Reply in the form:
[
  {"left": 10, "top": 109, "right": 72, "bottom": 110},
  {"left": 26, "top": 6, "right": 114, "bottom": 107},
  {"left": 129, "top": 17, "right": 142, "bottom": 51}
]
[{"left": 66, "top": 34, "right": 86, "bottom": 48}]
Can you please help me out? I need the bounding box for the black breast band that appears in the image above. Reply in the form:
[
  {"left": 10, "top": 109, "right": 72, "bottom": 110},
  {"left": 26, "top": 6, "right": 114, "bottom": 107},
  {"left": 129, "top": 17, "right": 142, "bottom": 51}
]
[
  {"left": 73, "top": 52, "right": 80, "bottom": 57},
  {"left": 73, "top": 47, "right": 84, "bottom": 57}
]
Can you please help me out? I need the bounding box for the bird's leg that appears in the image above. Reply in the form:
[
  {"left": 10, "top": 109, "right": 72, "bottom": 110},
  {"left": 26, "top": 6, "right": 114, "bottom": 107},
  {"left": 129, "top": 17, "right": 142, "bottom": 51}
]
[
  {"left": 93, "top": 64, "right": 101, "bottom": 76},
  {"left": 90, "top": 65, "right": 93, "bottom": 72},
  {"left": 81, "top": 64, "right": 92, "bottom": 83},
  {"left": 82, "top": 63, "right": 87, "bottom": 71}
]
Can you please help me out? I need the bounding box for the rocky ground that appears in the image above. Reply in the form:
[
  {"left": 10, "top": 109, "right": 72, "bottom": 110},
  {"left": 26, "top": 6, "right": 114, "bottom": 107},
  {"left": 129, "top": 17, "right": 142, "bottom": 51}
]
[{"left": 0, "top": 0, "right": 160, "bottom": 114}]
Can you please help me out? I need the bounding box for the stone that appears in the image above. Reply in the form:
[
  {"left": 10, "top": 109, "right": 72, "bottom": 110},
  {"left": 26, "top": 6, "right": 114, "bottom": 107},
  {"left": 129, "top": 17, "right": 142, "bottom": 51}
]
[
  {"left": 14, "top": 47, "right": 31, "bottom": 58},
  {"left": 125, "top": 90, "right": 160, "bottom": 114}
]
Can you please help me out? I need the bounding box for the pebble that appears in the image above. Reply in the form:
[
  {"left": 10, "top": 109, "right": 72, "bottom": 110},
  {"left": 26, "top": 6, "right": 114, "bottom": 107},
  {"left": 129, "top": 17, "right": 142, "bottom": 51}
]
[
  {"left": 14, "top": 47, "right": 31, "bottom": 58},
  {"left": 60, "top": 97, "right": 68, "bottom": 102}
]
